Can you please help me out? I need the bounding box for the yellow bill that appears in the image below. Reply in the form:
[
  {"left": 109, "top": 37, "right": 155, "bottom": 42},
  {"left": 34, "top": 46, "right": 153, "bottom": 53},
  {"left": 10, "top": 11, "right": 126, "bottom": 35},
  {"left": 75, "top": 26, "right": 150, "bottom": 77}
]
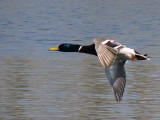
[{"left": 48, "top": 46, "right": 59, "bottom": 51}]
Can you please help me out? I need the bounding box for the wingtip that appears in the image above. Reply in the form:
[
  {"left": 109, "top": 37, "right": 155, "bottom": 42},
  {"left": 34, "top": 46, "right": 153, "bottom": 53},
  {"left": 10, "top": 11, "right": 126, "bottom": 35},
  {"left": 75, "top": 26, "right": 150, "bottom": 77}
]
[
  {"left": 112, "top": 77, "right": 126, "bottom": 103},
  {"left": 114, "top": 92, "right": 122, "bottom": 103}
]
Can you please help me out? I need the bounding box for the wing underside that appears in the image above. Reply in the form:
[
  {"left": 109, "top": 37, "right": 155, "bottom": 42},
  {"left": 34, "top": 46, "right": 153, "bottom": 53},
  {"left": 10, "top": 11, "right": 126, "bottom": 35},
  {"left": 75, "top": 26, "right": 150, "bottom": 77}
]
[{"left": 105, "top": 61, "right": 126, "bottom": 102}]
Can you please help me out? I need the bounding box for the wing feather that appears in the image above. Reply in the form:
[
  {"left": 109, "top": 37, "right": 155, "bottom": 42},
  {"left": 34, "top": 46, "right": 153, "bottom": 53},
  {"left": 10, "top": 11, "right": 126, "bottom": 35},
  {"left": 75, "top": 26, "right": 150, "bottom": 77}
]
[
  {"left": 93, "top": 38, "right": 126, "bottom": 102},
  {"left": 105, "top": 61, "right": 126, "bottom": 102},
  {"left": 95, "top": 44, "right": 117, "bottom": 67}
]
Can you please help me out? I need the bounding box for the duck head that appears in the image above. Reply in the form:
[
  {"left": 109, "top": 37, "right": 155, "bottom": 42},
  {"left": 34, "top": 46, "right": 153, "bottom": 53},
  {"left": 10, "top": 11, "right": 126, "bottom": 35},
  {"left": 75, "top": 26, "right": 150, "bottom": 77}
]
[{"left": 48, "top": 43, "right": 81, "bottom": 52}]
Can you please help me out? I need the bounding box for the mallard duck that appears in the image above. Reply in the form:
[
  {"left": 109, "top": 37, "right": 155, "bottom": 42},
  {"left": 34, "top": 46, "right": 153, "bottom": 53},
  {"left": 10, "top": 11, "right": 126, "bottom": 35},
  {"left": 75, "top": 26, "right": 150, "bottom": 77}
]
[{"left": 49, "top": 38, "right": 149, "bottom": 102}]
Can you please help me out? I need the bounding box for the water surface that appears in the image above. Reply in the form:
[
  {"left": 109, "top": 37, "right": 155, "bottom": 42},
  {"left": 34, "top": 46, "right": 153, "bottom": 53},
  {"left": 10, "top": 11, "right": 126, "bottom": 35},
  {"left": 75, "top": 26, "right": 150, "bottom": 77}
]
[{"left": 0, "top": 0, "right": 160, "bottom": 120}]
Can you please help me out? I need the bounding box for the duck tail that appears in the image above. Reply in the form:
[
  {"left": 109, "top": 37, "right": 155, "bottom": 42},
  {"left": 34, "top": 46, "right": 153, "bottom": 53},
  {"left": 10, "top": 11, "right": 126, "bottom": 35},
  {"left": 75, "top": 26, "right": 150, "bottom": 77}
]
[{"left": 135, "top": 54, "right": 150, "bottom": 60}]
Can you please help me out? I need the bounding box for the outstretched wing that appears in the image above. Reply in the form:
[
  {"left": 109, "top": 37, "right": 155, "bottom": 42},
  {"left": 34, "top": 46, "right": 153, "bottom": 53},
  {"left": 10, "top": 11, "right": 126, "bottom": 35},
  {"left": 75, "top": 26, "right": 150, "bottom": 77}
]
[
  {"left": 105, "top": 61, "right": 126, "bottom": 102},
  {"left": 93, "top": 39, "right": 126, "bottom": 102}
]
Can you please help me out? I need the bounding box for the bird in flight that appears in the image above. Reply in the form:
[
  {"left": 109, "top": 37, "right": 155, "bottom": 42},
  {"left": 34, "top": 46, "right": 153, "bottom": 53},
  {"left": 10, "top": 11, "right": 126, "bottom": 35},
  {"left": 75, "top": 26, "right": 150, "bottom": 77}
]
[{"left": 49, "top": 38, "right": 150, "bottom": 102}]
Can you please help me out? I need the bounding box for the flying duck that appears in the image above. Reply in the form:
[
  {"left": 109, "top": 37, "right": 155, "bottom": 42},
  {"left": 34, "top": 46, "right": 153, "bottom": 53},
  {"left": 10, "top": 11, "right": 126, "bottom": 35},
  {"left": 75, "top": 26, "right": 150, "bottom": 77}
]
[{"left": 49, "top": 38, "right": 149, "bottom": 102}]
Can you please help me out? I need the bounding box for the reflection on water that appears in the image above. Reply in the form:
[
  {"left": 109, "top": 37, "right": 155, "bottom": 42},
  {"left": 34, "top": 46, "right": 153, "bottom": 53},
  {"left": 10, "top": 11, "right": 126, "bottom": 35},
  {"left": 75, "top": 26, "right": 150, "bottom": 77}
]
[{"left": 0, "top": 0, "right": 160, "bottom": 120}]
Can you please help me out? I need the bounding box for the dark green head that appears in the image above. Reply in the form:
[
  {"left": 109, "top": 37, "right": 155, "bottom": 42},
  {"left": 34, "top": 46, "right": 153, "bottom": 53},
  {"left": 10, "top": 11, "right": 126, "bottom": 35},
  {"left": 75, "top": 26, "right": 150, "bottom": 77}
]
[{"left": 48, "top": 43, "right": 81, "bottom": 52}]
